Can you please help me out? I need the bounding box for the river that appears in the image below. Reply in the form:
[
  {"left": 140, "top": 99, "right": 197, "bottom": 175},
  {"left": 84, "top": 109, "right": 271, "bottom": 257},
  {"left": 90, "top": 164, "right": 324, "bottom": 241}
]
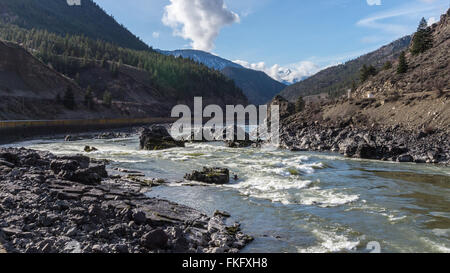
[{"left": 8, "top": 134, "right": 450, "bottom": 253}]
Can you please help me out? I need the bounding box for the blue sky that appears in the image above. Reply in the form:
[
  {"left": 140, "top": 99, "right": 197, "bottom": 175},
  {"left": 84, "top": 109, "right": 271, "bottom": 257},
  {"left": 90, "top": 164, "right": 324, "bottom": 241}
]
[{"left": 93, "top": 0, "right": 449, "bottom": 83}]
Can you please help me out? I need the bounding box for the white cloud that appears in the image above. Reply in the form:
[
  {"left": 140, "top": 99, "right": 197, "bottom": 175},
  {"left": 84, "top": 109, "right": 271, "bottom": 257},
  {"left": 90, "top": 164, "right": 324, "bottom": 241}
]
[
  {"left": 152, "top": 32, "right": 160, "bottom": 39},
  {"left": 234, "top": 60, "right": 321, "bottom": 84},
  {"left": 357, "top": 2, "right": 447, "bottom": 36},
  {"left": 366, "top": 0, "right": 381, "bottom": 6},
  {"left": 162, "top": 0, "right": 240, "bottom": 52},
  {"left": 427, "top": 17, "right": 437, "bottom": 25}
]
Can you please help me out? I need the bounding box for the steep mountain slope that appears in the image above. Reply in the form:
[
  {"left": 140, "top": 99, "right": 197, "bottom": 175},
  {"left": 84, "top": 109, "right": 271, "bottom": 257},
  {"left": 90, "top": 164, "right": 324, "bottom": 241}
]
[
  {"left": 158, "top": 49, "right": 243, "bottom": 71},
  {"left": 0, "top": 0, "right": 149, "bottom": 51},
  {"left": 160, "top": 49, "right": 286, "bottom": 104},
  {"left": 221, "top": 66, "right": 286, "bottom": 105},
  {"left": 0, "top": 40, "right": 126, "bottom": 120},
  {"left": 279, "top": 36, "right": 411, "bottom": 101},
  {"left": 355, "top": 9, "right": 450, "bottom": 98},
  {"left": 276, "top": 8, "right": 450, "bottom": 146},
  {"left": 0, "top": 2, "right": 250, "bottom": 120}
]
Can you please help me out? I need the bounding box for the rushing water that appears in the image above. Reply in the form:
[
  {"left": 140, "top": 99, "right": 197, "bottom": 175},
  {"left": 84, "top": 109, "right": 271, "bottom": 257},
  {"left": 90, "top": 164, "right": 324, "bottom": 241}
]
[{"left": 8, "top": 134, "right": 450, "bottom": 253}]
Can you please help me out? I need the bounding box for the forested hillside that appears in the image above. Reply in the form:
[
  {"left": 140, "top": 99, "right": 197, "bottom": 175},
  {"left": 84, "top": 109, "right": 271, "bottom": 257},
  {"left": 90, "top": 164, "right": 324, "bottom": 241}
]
[
  {"left": 0, "top": 23, "right": 247, "bottom": 107},
  {"left": 0, "top": 0, "right": 149, "bottom": 51}
]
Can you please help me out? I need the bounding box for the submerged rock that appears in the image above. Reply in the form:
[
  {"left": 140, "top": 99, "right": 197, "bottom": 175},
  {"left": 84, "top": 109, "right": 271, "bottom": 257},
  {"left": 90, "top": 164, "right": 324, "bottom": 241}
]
[
  {"left": 84, "top": 146, "right": 98, "bottom": 153},
  {"left": 184, "top": 167, "right": 230, "bottom": 184},
  {"left": 139, "top": 125, "right": 185, "bottom": 150}
]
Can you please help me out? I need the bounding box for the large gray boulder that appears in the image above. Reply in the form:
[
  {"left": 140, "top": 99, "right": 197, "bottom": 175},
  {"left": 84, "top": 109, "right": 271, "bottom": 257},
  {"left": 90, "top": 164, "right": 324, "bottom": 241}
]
[
  {"left": 184, "top": 167, "right": 230, "bottom": 184},
  {"left": 139, "top": 125, "right": 185, "bottom": 150}
]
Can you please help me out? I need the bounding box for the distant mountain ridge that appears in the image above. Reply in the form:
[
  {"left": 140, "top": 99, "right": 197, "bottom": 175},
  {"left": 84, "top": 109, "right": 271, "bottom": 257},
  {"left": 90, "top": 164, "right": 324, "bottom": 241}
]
[
  {"left": 279, "top": 35, "right": 412, "bottom": 101},
  {"left": 160, "top": 49, "right": 286, "bottom": 104},
  {"left": 221, "top": 66, "right": 287, "bottom": 105},
  {"left": 158, "top": 49, "right": 243, "bottom": 71}
]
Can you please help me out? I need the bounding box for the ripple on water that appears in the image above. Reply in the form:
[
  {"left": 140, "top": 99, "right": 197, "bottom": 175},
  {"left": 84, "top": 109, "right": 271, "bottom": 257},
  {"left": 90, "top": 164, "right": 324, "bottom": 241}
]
[{"left": 297, "top": 229, "right": 360, "bottom": 253}]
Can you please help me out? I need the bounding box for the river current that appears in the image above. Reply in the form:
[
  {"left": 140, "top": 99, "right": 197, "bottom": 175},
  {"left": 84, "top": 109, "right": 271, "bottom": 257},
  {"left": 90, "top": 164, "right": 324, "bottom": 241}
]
[{"left": 8, "top": 134, "right": 450, "bottom": 253}]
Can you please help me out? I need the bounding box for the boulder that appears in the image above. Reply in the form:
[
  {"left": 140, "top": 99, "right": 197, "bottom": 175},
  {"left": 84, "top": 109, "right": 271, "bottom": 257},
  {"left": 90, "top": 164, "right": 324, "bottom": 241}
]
[
  {"left": 141, "top": 229, "right": 169, "bottom": 250},
  {"left": 139, "top": 125, "right": 185, "bottom": 150},
  {"left": 355, "top": 143, "right": 378, "bottom": 159},
  {"left": 132, "top": 210, "right": 147, "bottom": 225},
  {"left": 87, "top": 164, "right": 108, "bottom": 178},
  {"left": 338, "top": 139, "right": 358, "bottom": 157},
  {"left": 50, "top": 160, "right": 79, "bottom": 174},
  {"left": 59, "top": 155, "right": 90, "bottom": 169},
  {"left": 215, "top": 125, "right": 253, "bottom": 148},
  {"left": 184, "top": 167, "right": 230, "bottom": 184},
  {"left": 398, "top": 154, "right": 414, "bottom": 163},
  {"left": 69, "top": 169, "right": 101, "bottom": 185}
]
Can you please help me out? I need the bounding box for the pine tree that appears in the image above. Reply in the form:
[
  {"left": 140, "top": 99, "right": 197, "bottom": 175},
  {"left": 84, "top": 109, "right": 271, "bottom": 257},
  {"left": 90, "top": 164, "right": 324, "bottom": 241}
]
[
  {"left": 360, "top": 65, "right": 377, "bottom": 82},
  {"left": 103, "top": 90, "right": 112, "bottom": 108},
  {"left": 75, "top": 73, "right": 80, "bottom": 84},
  {"left": 63, "top": 86, "right": 76, "bottom": 109},
  {"left": 84, "top": 86, "right": 94, "bottom": 109},
  {"left": 411, "top": 17, "right": 433, "bottom": 55},
  {"left": 397, "top": 51, "right": 408, "bottom": 74},
  {"left": 295, "top": 96, "right": 305, "bottom": 112},
  {"left": 351, "top": 80, "right": 357, "bottom": 92},
  {"left": 383, "top": 61, "right": 392, "bottom": 70},
  {"left": 417, "top": 17, "right": 428, "bottom": 31}
]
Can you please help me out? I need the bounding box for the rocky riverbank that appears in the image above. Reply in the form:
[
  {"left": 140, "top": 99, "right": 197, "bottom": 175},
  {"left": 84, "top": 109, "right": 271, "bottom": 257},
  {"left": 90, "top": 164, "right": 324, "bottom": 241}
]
[
  {"left": 279, "top": 121, "right": 450, "bottom": 164},
  {"left": 266, "top": 95, "right": 450, "bottom": 165},
  {"left": 0, "top": 148, "right": 253, "bottom": 253}
]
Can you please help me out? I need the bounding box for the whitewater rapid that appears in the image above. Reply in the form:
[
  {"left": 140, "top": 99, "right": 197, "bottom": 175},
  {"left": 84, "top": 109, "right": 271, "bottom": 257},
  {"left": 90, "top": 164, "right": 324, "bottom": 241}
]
[{"left": 8, "top": 134, "right": 450, "bottom": 253}]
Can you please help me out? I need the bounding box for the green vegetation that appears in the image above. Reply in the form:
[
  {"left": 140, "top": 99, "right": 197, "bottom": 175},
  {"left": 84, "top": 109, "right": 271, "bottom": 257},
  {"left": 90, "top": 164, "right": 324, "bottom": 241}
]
[
  {"left": 360, "top": 65, "right": 377, "bottom": 83},
  {"left": 279, "top": 36, "right": 412, "bottom": 100},
  {"left": 295, "top": 96, "right": 305, "bottom": 112},
  {"left": 0, "top": 0, "right": 149, "bottom": 51},
  {"left": 411, "top": 18, "right": 433, "bottom": 55},
  {"left": 84, "top": 86, "right": 94, "bottom": 109},
  {"left": 63, "top": 86, "right": 75, "bottom": 109},
  {"left": 383, "top": 61, "right": 393, "bottom": 70},
  {"left": 102, "top": 90, "right": 112, "bottom": 108},
  {"left": 0, "top": 23, "right": 245, "bottom": 102},
  {"left": 287, "top": 168, "right": 300, "bottom": 176},
  {"left": 397, "top": 51, "right": 408, "bottom": 74}
]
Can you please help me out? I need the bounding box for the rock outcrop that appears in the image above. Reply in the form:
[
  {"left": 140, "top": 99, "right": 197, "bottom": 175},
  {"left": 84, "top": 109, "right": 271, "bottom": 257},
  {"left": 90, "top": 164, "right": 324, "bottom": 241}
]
[
  {"left": 268, "top": 95, "right": 295, "bottom": 121},
  {"left": 279, "top": 121, "right": 450, "bottom": 164},
  {"left": 139, "top": 125, "right": 185, "bottom": 150}
]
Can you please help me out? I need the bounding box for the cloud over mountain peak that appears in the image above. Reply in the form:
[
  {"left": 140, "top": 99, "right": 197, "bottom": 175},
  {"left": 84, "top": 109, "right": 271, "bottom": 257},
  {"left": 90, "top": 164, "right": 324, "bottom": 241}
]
[{"left": 162, "top": 0, "right": 239, "bottom": 51}]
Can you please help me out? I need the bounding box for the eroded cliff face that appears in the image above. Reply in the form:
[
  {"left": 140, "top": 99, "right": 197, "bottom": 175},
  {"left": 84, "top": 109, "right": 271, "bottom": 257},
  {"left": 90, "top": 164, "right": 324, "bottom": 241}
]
[
  {"left": 0, "top": 40, "right": 89, "bottom": 120},
  {"left": 0, "top": 40, "right": 81, "bottom": 99}
]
